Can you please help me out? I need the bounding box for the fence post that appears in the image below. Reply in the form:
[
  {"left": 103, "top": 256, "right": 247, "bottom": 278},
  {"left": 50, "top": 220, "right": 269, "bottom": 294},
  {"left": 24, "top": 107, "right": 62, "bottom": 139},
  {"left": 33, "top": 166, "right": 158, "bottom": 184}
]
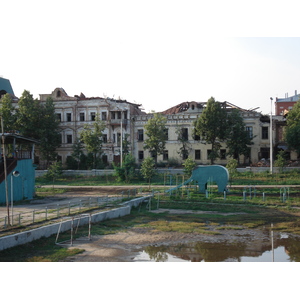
[
  {"left": 68, "top": 202, "right": 71, "bottom": 215},
  {"left": 18, "top": 213, "right": 21, "bottom": 226},
  {"left": 45, "top": 207, "right": 48, "bottom": 220},
  {"left": 57, "top": 204, "right": 60, "bottom": 218},
  {"left": 243, "top": 191, "right": 246, "bottom": 201}
]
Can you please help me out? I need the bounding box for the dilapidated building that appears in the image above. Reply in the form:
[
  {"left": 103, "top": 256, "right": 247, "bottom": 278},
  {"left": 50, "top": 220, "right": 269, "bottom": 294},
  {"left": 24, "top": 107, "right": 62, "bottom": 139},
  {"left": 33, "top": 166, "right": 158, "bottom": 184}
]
[
  {"left": 39, "top": 88, "right": 146, "bottom": 166},
  {"left": 133, "top": 101, "right": 271, "bottom": 166},
  {"left": 38, "top": 87, "right": 297, "bottom": 168}
]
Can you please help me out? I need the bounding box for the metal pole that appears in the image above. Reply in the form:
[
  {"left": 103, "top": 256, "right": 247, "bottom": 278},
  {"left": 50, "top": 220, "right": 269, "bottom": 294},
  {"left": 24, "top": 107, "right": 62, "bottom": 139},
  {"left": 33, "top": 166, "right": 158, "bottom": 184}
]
[
  {"left": 1, "top": 117, "right": 10, "bottom": 226},
  {"left": 270, "top": 97, "right": 273, "bottom": 174},
  {"left": 11, "top": 175, "right": 13, "bottom": 225},
  {"left": 271, "top": 223, "right": 274, "bottom": 262},
  {"left": 120, "top": 110, "right": 123, "bottom": 167}
]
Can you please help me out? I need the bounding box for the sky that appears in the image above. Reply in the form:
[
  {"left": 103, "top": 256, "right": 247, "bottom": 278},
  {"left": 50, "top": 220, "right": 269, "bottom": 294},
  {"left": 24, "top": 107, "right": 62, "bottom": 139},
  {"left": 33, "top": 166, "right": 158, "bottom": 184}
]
[{"left": 2, "top": 0, "right": 300, "bottom": 115}]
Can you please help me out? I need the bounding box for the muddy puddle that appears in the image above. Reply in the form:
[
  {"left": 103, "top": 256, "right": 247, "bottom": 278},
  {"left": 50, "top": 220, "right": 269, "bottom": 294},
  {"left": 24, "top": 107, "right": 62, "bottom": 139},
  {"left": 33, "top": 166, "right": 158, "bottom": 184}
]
[{"left": 133, "top": 231, "right": 300, "bottom": 262}]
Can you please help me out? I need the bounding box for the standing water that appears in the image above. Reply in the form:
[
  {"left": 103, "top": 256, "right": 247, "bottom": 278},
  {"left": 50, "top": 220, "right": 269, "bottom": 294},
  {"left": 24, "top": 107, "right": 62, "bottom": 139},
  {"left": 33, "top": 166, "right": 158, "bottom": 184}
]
[{"left": 133, "top": 230, "right": 300, "bottom": 262}]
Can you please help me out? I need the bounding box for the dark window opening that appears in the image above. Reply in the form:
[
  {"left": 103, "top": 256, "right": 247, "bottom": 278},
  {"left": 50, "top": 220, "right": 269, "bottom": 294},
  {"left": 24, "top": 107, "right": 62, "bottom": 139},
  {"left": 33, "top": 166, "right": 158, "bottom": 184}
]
[
  {"left": 195, "top": 149, "right": 201, "bottom": 160},
  {"left": 138, "top": 151, "right": 144, "bottom": 160},
  {"left": 66, "top": 113, "right": 72, "bottom": 122},
  {"left": 194, "top": 133, "right": 200, "bottom": 140},
  {"left": 246, "top": 126, "right": 253, "bottom": 139},
  {"left": 138, "top": 129, "right": 144, "bottom": 141},
  {"left": 102, "top": 134, "right": 107, "bottom": 143},
  {"left": 164, "top": 128, "right": 169, "bottom": 140},
  {"left": 220, "top": 149, "right": 226, "bottom": 159},
  {"left": 262, "top": 127, "right": 268, "bottom": 139},
  {"left": 181, "top": 128, "right": 188, "bottom": 140},
  {"left": 163, "top": 150, "right": 168, "bottom": 161},
  {"left": 66, "top": 135, "right": 72, "bottom": 144}
]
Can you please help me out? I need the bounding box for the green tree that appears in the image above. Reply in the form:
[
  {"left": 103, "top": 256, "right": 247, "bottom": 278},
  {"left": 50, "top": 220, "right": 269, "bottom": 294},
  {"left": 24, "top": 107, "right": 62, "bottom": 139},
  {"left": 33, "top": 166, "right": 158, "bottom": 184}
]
[
  {"left": 71, "top": 138, "right": 84, "bottom": 170},
  {"left": 144, "top": 113, "right": 167, "bottom": 167},
  {"left": 226, "top": 109, "right": 253, "bottom": 164},
  {"left": 141, "top": 157, "right": 157, "bottom": 189},
  {"left": 0, "top": 93, "right": 17, "bottom": 132},
  {"left": 226, "top": 158, "right": 238, "bottom": 185},
  {"left": 45, "top": 161, "right": 63, "bottom": 187},
  {"left": 122, "top": 133, "right": 130, "bottom": 157},
  {"left": 38, "top": 97, "right": 61, "bottom": 167},
  {"left": 16, "top": 90, "right": 42, "bottom": 139},
  {"left": 274, "top": 150, "right": 287, "bottom": 173},
  {"left": 193, "top": 97, "right": 227, "bottom": 164},
  {"left": 176, "top": 126, "right": 191, "bottom": 160},
  {"left": 80, "top": 114, "right": 106, "bottom": 169},
  {"left": 182, "top": 156, "right": 196, "bottom": 176},
  {"left": 285, "top": 100, "right": 300, "bottom": 155},
  {"left": 113, "top": 154, "right": 136, "bottom": 183}
]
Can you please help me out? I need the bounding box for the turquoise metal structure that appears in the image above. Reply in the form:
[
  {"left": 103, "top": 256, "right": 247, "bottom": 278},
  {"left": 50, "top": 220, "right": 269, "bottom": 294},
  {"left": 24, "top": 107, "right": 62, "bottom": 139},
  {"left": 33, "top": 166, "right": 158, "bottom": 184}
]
[
  {"left": 0, "top": 77, "right": 15, "bottom": 97},
  {"left": 0, "top": 159, "right": 36, "bottom": 204},
  {"left": 166, "top": 165, "right": 229, "bottom": 193},
  {"left": 0, "top": 133, "right": 38, "bottom": 204}
]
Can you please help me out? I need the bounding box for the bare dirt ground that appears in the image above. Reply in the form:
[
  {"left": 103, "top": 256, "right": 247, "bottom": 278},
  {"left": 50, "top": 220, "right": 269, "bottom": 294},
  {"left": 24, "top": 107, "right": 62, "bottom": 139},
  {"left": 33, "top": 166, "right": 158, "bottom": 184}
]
[
  {"left": 2, "top": 186, "right": 298, "bottom": 262},
  {"left": 62, "top": 207, "right": 268, "bottom": 262}
]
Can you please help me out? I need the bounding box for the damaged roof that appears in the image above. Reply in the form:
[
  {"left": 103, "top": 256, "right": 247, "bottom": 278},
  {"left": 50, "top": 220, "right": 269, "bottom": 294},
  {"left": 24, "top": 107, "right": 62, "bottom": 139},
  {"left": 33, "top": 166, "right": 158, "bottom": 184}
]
[
  {"left": 160, "top": 102, "right": 205, "bottom": 114},
  {"left": 160, "top": 101, "right": 258, "bottom": 115}
]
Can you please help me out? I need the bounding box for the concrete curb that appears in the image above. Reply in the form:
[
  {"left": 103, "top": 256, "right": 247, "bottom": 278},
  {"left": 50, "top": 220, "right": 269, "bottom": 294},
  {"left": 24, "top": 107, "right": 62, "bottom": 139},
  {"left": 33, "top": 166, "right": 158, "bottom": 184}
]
[{"left": 0, "top": 195, "right": 150, "bottom": 252}]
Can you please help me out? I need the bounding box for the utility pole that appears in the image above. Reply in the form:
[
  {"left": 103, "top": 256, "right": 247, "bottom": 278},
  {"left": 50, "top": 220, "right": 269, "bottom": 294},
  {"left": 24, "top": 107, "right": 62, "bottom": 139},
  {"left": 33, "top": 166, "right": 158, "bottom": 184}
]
[
  {"left": 270, "top": 97, "right": 273, "bottom": 174},
  {"left": 120, "top": 110, "right": 123, "bottom": 167},
  {"left": 1, "top": 116, "right": 10, "bottom": 226}
]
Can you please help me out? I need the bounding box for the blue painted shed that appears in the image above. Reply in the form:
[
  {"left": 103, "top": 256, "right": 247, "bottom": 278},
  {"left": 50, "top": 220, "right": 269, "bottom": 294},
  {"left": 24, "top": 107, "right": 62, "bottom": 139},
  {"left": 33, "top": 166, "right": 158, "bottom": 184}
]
[
  {"left": 0, "top": 133, "right": 38, "bottom": 204},
  {"left": 0, "top": 77, "right": 15, "bottom": 98}
]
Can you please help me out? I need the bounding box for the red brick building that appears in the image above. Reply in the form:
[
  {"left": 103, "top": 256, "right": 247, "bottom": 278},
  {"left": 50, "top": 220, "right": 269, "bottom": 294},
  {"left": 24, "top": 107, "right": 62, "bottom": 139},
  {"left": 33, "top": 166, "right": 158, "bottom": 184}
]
[{"left": 275, "top": 91, "right": 299, "bottom": 115}]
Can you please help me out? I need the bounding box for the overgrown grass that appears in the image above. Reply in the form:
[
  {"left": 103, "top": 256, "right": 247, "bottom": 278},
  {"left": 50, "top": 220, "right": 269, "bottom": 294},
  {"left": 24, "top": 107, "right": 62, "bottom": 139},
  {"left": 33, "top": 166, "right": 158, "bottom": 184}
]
[
  {"left": 35, "top": 187, "right": 68, "bottom": 197},
  {"left": 1, "top": 198, "right": 300, "bottom": 261},
  {"left": 35, "top": 170, "right": 300, "bottom": 187},
  {"left": 0, "top": 236, "right": 84, "bottom": 262}
]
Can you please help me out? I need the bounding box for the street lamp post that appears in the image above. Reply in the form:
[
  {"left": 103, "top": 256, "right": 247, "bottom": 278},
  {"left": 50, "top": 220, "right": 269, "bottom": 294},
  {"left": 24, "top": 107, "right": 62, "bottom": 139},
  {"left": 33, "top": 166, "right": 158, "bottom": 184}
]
[
  {"left": 1, "top": 116, "right": 10, "bottom": 226},
  {"left": 270, "top": 97, "right": 273, "bottom": 174},
  {"left": 11, "top": 170, "right": 20, "bottom": 225},
  {"left": 120, "top": 110, "right": 123, "bottom": 167}
]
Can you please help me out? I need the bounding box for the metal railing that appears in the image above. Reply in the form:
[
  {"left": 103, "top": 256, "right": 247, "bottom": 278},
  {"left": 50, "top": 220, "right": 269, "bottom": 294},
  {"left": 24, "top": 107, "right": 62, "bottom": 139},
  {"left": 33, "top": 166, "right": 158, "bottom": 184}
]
[{"left": 0, "top": 188, "right": 142, "bottom": 231}]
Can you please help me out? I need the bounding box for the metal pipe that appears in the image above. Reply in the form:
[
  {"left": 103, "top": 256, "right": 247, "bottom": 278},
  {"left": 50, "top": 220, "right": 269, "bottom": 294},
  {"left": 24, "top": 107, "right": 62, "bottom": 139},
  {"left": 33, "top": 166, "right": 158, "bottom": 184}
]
[
  {"left": 1, "top": 117, "right": 10, "bottom": 226},
  {"left": 270, "top": 97, "right": 273, "bottom": 174}
]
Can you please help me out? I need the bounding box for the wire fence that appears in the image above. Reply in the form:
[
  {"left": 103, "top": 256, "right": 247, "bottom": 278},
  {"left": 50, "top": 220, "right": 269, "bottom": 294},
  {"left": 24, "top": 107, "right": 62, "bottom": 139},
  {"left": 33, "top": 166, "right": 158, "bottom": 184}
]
[{"left": 0, "top": 188, "right": 143, "bottom": 231}]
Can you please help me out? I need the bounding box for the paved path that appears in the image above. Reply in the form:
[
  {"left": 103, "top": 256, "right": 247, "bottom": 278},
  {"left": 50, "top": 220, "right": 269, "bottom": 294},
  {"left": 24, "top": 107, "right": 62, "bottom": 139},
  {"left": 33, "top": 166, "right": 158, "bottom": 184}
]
[{"left": 0, "top": 185, "right": 136, "bottom": 221}]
